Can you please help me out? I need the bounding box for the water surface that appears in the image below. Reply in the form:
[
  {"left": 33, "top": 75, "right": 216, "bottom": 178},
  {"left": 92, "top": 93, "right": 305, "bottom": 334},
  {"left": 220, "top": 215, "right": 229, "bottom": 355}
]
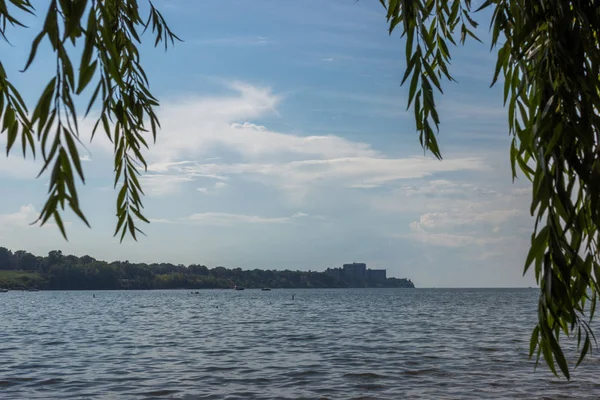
[{"left": 1, "top": 288, "right": 599, "bottom": 399}]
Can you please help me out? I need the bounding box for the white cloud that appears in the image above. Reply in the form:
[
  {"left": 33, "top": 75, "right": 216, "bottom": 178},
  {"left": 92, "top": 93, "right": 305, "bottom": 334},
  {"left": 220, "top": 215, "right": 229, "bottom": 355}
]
[
  {"left": 0, "top": 111, "right": 114, "bottom": 181},
  {"left": 148, "top": 218, "right": 174, "bottom": 224},
  {"left": 392, "top": 179, "right": 531, "bottom": 250},
  {"left": 371, "top": 178, "right": 529, "bottom": 215},
  {"left": 404, "top": 231, "right": 504, "bottom": 248},
  {"left": 0, "top": 149, "right": 40, "bottom": 179},
  {"left": 188, "top": 212, "right": 287, "bottom": 225},
  {"left": 156, "top": 156, "right": 485, "bottom": 195},
  {"left": 0, "top": 205, "right": 65, "bottom": 240},
  {"left": 0, "top": 205, "right": 39, "bottom": 228},
  {"left": 65, "top": 82, "right": 485, "bottom": 197},
  {"left": 152, "top": 211, "right": 309, "bottom": 226},
  {"left": 141, "top": 174, "right": 195, "bottom": 196},
  {"left": 292, "top": 212, "right": 309, "bottom": 218},
  {"left": 197, "top": 181, "right": 228, "bottom": 194},
  {"left": 222, "top": 120, "right": 378, "bottom": 160},
  {"left": 406, "top": 216, "right": 515, "bottom": 248},
  {"left": 10, "top": 81, "right": 488, "bottom": 204},
  {"left": 409, "top": 209, "right": 523, "bottom": 231}
]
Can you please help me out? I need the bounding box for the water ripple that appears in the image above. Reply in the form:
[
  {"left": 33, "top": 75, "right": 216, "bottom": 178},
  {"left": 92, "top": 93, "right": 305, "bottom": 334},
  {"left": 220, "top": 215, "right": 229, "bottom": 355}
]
[{"left": 1, "top": 288, "right": 600, "bottom": 399}]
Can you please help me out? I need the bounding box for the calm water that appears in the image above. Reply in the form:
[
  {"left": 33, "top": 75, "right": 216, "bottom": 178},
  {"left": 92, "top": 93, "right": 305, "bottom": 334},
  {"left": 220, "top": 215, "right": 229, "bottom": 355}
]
[{"left": 2, "top": 288, "right": 600, "bottom": 399}]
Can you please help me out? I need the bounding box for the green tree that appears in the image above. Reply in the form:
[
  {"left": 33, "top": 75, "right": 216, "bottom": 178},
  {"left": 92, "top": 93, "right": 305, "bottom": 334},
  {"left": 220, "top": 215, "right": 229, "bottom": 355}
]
[
  {"left": 0, "top": 247, "right": 13, "bottom": 269},
  {"left": 14, "top": 250, "right": 38, "bottom": 270},
  {"left": 0, "top": 0, "right": 179, "bottom": 241},
  {"left": 379, "top": 0, "right": 599, "bottom": 379},
  {"left": 1, "top": 0, "right": 598, "bottom": 379}
]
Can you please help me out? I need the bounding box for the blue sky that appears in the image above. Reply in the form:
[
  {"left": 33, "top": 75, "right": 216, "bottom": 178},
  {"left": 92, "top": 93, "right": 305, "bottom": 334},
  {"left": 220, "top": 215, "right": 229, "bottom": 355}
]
[{"left": 0, "top": 0, "right": 536, "bottom": 287}]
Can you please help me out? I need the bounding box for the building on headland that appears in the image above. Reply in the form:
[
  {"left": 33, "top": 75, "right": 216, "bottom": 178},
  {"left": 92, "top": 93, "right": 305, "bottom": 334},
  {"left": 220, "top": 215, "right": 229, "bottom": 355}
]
[
  {"left": 325, "top": 262, "right": 387, "bottom": 284},
  {"left": 325, "top": 266, "right": 343, "bottom": 281},
  {"left": 342, "top": 262, "right": 367, "bottom": 279},
  {"left": 367, "top": 269, "right": 386, "bottom": 281}
]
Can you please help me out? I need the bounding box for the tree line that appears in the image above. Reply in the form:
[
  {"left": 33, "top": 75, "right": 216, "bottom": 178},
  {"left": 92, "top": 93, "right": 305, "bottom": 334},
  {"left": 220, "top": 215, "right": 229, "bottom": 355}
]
[{"left": 0, "top": 247, "right": 414, "bottom": 290}]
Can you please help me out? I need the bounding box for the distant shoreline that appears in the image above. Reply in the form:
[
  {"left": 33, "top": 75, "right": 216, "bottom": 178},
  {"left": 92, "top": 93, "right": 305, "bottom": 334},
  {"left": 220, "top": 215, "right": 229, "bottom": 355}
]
[
  {"left": 0, "top": 248, "right": 415, "bottom": 291},
  {"left": 0, "top": 287, "right": 544, "bottom": 292},
  {"left": 2, "top": 287, "right": 418, "bottom": 292}
]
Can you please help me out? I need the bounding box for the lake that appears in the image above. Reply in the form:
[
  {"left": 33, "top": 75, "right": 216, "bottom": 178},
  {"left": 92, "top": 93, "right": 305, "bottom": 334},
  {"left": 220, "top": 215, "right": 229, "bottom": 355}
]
[{"left": 1, "top": 288, "right": 599, "bottom": 399}]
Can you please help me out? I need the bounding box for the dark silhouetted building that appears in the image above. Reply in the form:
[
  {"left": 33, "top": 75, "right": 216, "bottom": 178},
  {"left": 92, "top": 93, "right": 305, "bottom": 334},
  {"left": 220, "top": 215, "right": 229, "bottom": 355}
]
[
  {"left": 325, "top": 263, "right": 389, "bottom": 285},
  {"left": 367, "top": 269, "right": 386, "bottom": 281},
  {"left": 325, "top": 267, "right": 342, "bottom": 281},
  {"left": 343, "top": 262, "right": 367, "bottom": 279}
]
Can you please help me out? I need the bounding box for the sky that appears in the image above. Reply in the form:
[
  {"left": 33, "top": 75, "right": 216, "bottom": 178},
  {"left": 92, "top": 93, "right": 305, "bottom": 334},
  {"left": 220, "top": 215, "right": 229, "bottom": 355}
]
[{"left": 0, "top": 0, "right": 537, "bottom": 287}]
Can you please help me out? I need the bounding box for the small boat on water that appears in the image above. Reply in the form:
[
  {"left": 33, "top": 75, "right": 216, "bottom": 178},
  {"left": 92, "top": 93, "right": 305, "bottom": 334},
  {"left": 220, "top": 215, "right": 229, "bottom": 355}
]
[
  {"left": 27, "top": 288, "right": 40, "bottom": 292},
  {"left": 261, "top": 288, "right": 271, "bottom": 291},
  {"left": 0, "top": 288, "right": 8, "bottom": 293},
  {"left": 234, "top": 286, "right": 244, "bottom": 291}
]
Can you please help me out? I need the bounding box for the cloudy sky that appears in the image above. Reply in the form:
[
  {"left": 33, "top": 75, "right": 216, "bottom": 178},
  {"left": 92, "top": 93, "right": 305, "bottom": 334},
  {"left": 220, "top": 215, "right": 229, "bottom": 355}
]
[{"left": 0, "top": 0, "right": 536, "bottom": 287}]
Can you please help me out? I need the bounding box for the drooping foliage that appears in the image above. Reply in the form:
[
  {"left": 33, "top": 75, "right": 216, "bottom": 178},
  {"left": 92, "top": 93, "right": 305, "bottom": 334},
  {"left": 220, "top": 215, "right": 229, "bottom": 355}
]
[
  {"left": 1, "top": 0, "right": 598, "bottom": 379},
  {"left": 379, "top": 0, "right": 600, "bottom": 379},
  {"left": 0, "top": 0, "right": 179, "bottom": 240}
]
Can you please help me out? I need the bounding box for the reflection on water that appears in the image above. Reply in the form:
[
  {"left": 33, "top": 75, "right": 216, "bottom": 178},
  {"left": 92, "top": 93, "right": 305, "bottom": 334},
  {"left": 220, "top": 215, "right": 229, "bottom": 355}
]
[{"left": 1, "top": 288, "right": 600, "bottom": 399}]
